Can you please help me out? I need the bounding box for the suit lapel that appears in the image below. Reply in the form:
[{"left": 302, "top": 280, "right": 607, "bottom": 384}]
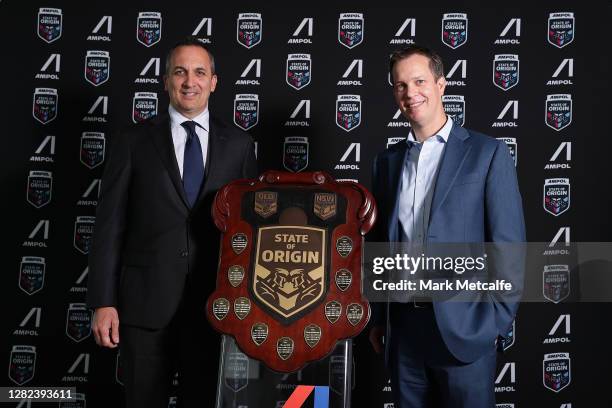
[
  {"left": 386, "top": 143, "right": 408, "bottom": 242},
  {"left": 149, "top": 113, "right": 190, "bottom": 208},
  {"left": 429, "top": 124, "right": 471, "bottom": 222}
]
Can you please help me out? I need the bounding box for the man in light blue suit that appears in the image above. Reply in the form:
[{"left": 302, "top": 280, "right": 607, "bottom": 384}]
[{"left": 368, "top": 45, "right": 525, "bottom": 408}]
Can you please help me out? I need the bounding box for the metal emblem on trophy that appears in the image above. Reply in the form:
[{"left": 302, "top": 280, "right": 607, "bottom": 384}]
[{"left": 207, "top": 170, "right": 376, "bottom": 379}]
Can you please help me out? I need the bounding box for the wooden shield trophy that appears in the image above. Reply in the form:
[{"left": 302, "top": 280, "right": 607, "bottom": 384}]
[{"left": 206, "top": 171, "right": 376, "bottom": 372}]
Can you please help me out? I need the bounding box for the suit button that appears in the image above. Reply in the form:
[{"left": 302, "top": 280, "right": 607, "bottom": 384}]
[{"left": 180, "top": 250, "right": 188, "bottom": 258}]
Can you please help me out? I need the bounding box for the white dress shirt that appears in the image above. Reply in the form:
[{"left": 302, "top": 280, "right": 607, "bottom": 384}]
[
  {"left": 398, "top": 116, "right": 454, "bottom": 244},
  {"left": 168, "top": 105, "right": 210, "bottom": 179}
]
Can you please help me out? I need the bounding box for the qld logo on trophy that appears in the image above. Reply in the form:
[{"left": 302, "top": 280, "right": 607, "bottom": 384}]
[
  {"left": 545, "top": 94, "right": 572, "bottom": 131},
  {"left": 37, "top": 8, "right": 62, "bottom": 43},
  {"left": 66, "top": 303, "right": 92, "bottom": 342},
  {"left": 234, "top": 94, "right": 259, "bottom": 130},
  {"left": 338, "top": 13, "right": 364, "bottom": 48},
  {"left": 84, "top": 50, "right": 110, "bottom": 86},
  {"left": 543, "top": 353, "right": 571, "bottom": 392},
  {"left": 544, "top": 178, "right": 570, "bottom": 216},
  {"left": 283, "top": 136, "right": 309, "bottom": 172},
  {"left": 253, "top": 226, "right": 326, "bottom": 321},
  {"left": 548, "top": 12, "right": 574, "bottom": 48},
  {"left": 543, "top": 265, "right": 570, "bottom": 303},
  {"left": 19, "top": 257, "right": 46, "bottom": 295},
  {"left": 136, "top": 12, "right": 162, "bottom": 47},
  {"left": 27, "top": 170, "right": 52, "bottom": 208},
  {"left": 33, "top": 88, "right": 58, "bottom": 124},
  {"left": 9, "top": 345, "right": 36, "bottom": 385},
  {"left": 442, "top": 95, "right": 465, "bottom": 126},
  {"left": 441, "top": 13, "right": 468, "bottom": 49},
  {"left": 336, "top": 95, "right": 362, "bottom": 131},
  {"left": 132, "top": 92, "right": 158, "bottom": 123},
  {"left": 286, "top": 54, "right": 312, "bottom": 90},
  {"left": 80, "top": 132, "right": 106, "bottom": 169},
  {"left": 493, "top": 55, "right": 519, "bottom": 91},
  {"left": 237, "top": 13, "right": 262, "bottom": 48}
]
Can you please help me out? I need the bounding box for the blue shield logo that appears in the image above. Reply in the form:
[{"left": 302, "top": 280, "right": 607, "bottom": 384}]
[
  {"left": 84, "top": 51, "right": 110, "bottom": 86},
  {"left": 136, "top": 12, "right": 162, "bottom": 47},
  {"left": 336, "top": 95, "right": 362, "bottom": 131},
  {"left": 234, "top": 94, "right": 259, "bottom": 130},
  {"left": 19, "top": 257, "right": 45, "bottom": 295},
  {"left": 33, "top": 88, "right": 58, "bottom": 124},
  {"left": 497, "top": 138, "right": 517, "bottom": 167},
  {"left": 548, "top": 13, "right": 575, "bottom": 48},
  {"left": 338, "top": 13, "right": 364, "bottom": 49},
  {"left": 66, "top": 303, "right": 92, "bottom": 342},
  {"left": 237, "top": 13, "right": 262, "bottom": 48},
  {"left": 441, "top": 13, "right": 468, "bottom": 49},
  {"left": 224, "top": 351, "right": 249, "bottom": 392},
  {"left": 545, "top": 94, "right": 572, "bottom": 131},
  {"left": 493, "top": 55, "right": 519, "bottom": 91},
  {"left": 80, "top": 132, "right": 106, "bottom": 169},
  {"left": 543, "top": 178, "right": 570, "bottom": 216},
  {"left": 74, "top": 216, "right": 96, "bottom": 255},
  {"left": 543, "top": 353, "right": 571, "bottom": 392},
  {"left": 37, "top": 8, "right": 62, "bottom": 43},
  {"left": 442, "top": 95, "right": 465, "bottom": 126},
  {"left": 132, "top": 92, "right": 158, "bottom": 123},
  {"left": 543, "top": 265, "right": 570, "bottom": 303},
  {"left": 9, "top": 345, "right": 36, "bottom": 385},
  {"left": 286, "top": 54, "right": 312, "bottom": 90},
  {"left": 283, "top": 136, "right": 309, "bottom": 172},
  {"left": 27, "top": 170, "right": 52, "bottom": 208}
]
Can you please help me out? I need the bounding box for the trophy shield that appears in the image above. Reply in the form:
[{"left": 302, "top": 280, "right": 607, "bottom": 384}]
[{"left": 207, "top": 171, "right": 376, "bottom": 407}]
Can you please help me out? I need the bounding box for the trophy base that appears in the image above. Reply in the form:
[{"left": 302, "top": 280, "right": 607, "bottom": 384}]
[{"left": 216, "top": 335, "right": 352, "bottom": 408}]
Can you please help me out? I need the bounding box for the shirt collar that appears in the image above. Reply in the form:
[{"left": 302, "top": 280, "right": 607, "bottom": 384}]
[
  {"left": 407, "top": 115, "right": 454, "bottom": 145},
  {"left": 168, "top": 105, "right": 209, "bottom": 132}
]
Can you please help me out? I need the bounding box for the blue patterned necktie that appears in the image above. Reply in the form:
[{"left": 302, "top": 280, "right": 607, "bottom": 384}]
[{"left": 180, "top": 120, "right": 205, "bottom": 207}]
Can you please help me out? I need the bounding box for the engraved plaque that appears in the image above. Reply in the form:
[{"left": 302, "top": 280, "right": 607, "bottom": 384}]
[
  {"left": 325, "top": 301, "right": 342, "bottom": 324},
  {"left": 251, "top": 322, "right": 268, "bottom": 346},
  {"left": 314, "top": 192, "right": 337, "bottom": 220},
  {"left": 231, "top": 233, "right": 248, "bottom": 254},
  {"left": 346, "top": 303, "right": 364, "bottom": 326},
  {"left": 335, "top": 269, "right": 352, "bottom": 291},
  {"left": 255, "top": 191, "right": 278, "bottom": 218},
  {"left": 234, "top": 297, "right": 251, "bottom": 320},
  {"left": 227, "top": 265, "right": 245, "bottom": 287},
  {"left": 304, "top": 324, "right": 322, "bottom": 348},
  {"left": 212, "top": 298, "right": 230, "bottom": 320},
  {"left": 336, "top": 236, "right": 353, "bottom": 257},
  {"left": 277, "top": 337, "right": 294, "bottom": 360}
]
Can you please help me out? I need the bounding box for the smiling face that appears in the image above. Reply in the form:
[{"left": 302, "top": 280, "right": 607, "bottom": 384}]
[
  {"left": 392, "top": 53, "right": 447, "bottom": 132},
  {"left": 164, "top": 45, "right": 217, "bottom": 118}
]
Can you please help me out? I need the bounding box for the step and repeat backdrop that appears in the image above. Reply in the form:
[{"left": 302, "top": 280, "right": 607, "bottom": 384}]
[{"left": 1, "top": 2, "right": 611, "bottom": 407}]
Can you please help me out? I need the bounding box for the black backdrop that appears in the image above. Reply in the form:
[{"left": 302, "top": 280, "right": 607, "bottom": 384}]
[{"left": 1, "top": 1, "right": 611, "bottom": 407}]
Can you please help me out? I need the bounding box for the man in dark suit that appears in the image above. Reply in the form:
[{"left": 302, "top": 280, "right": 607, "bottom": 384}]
[
  {"left": 87, "top": 37, "right": 257, "bottom": 407},
  {"left": 368, "top": 45, "right": 525, "bottom": 407}
]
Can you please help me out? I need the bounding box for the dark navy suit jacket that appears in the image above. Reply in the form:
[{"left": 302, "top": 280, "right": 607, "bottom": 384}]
[
  {"left": 87, "top": 112, "right": 258, "bottom": 329},
  {"left": 371, "top": 122, "right": 526, "bottom": 363}
]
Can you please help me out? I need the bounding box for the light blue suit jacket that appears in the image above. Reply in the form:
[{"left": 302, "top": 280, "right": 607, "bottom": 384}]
[{"left": 370, "top": 122, "right": 526, "bottom": 363}]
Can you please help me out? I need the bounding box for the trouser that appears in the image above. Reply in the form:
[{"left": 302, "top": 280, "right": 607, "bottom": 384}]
[
  {"left": 388, "top": 304, "right": 497, "bottom": 408},
  {"left": 120, "top": 295, "right": 220, "bottom": 408}
]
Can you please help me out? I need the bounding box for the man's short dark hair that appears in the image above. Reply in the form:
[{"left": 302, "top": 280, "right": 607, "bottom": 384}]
[
  {"left": 389, "top": 45, "right": 445, "bottom": 81},
  {"left": 165, "top": 36, "right": 216, "bottom": 74}
]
